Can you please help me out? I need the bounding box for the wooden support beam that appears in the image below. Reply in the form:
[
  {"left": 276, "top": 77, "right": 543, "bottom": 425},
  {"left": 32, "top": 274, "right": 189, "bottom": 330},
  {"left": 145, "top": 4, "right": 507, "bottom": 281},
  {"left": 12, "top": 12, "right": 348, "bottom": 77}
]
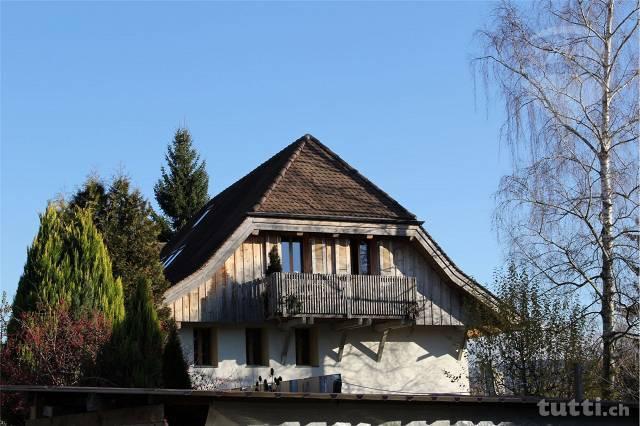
[
  {"left": 251, "top": 229, "right": 260, "bottom": 236},
  {"left": 373, "top": 319, "right": 413, "bottom": 333},
  {"left": 337, "top": 331, "right": 348, "bottom": 362},
  {"left": 376, "top": 329, "right": 389, "bottom": 363},
  {"left": 334, "top": 318, "right": 371, "bottom": 331},
  {"left": 279, "top": 318, "right": 308, "bottom": 329},
  {"left": 457, "top": 331, "right": 468, "bottom": 361}
]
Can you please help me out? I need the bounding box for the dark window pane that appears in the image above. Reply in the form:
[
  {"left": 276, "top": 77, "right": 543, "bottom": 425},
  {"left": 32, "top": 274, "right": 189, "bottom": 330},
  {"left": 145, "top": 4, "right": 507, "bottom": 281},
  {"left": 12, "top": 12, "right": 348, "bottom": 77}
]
[
  {"left": 201, "top": 329, "right": 211, "bottom": 365},
  {"left": 359, "top": 242, "right": 370, "bottom": 275},
  {"left": 292, "top": 241, "right": 302, "bottom": 273},
  {"left": 194, "top": 328, "right": 212, "bottom": 365},
  {"left": 350, "top": 241, "right": 359, "bottom": 274},
  {"left": 193, "top": 329, "right": 199, "bottom": 364},
  {"left": 295, "top": 328, "right": 311, "bottom": 365},
  {"left": 246, "top": 328, "right": 264, "bottom": 365}
]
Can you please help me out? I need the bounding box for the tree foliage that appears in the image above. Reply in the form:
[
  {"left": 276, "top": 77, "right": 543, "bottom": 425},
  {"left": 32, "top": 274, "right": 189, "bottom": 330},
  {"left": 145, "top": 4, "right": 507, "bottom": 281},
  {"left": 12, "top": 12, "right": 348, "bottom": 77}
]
[
  {"left": 71, "top": 175, "right": 169, "bottom": 312},
  {"left": 1, "top": 303, "right": 112, "bottom": 424},
  {"left": 1, "top": 302, "right": 112, "bottom": 387},
  {"left": 266, "top": 245, "right": 283, "bottom": 275},
  {"left": 99, "top": 276, "right": 164, "bottom": 388},
  {"left": 11, "top": 203, "right": 125, "bottom": 330},
  {"left": 162, "top": 325, "right": 192, "bottom": 389},
  {"left": 154, "top": 128, "right": 209, "bottom": 236},
  {"left": 463, "top": 264, "right": 599, "bottom": 398},
  {"left": 475, "top": 0, "right": 639, "bottom": 397}
]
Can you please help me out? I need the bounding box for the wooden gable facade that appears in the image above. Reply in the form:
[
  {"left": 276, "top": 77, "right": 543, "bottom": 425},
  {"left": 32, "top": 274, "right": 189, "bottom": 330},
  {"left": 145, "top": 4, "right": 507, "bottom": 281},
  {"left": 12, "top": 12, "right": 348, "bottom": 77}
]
[
  {"left": 168, "top": 234, "right": 467, "bottom": 326},
  {"left": 162, "top": 135, "right": 496, "bottom": 327}
]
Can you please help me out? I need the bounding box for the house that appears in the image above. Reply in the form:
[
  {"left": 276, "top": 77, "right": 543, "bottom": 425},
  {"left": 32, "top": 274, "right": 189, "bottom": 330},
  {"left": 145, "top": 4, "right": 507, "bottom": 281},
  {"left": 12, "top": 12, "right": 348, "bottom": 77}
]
[{"left": 160, "top": 134, "right": 497, "bottom": 394}]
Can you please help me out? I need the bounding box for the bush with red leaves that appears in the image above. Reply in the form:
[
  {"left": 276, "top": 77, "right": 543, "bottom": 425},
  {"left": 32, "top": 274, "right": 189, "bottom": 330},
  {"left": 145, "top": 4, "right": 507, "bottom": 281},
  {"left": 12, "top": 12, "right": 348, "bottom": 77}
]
[{"left": 0, "top": 303, "right": 112, "bottom": 423}]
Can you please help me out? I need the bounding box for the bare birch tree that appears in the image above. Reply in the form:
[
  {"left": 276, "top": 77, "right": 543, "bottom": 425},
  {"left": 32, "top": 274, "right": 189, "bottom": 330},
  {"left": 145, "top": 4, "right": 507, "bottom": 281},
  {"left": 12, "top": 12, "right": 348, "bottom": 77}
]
[{"left": 474, "top": 0, "right": 638, "bottom": 398}]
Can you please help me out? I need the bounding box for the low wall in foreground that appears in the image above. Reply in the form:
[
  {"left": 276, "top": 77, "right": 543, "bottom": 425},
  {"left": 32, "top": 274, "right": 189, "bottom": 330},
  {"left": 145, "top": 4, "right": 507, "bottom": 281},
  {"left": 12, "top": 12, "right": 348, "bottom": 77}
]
[{"left": 2, "top": 386, "right": 637, "bottom": 426}]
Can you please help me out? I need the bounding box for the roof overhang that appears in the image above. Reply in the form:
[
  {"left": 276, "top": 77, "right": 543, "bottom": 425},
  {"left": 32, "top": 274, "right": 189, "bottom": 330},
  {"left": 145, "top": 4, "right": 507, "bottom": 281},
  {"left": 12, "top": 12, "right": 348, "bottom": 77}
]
[{"left": 163, "top": 216, "right": 499, "bottom": 313}]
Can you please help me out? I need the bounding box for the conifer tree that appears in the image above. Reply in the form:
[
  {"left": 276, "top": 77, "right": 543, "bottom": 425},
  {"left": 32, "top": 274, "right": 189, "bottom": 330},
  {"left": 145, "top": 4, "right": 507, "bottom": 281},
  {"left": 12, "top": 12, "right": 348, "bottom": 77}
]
[
  {"left": 266, "top": 246, "right": 282, "bottom": 275},
  {"left": 71, "top": 176, "right": 169, "bottom": 312},
  {"left": 162, "top": 325, "right": 192, "bottom": 389},
  {"left": 70, "top": 176, "right": 106, "bottom": 215},
  {"left": 154, "top": 128, "right": 209, "bottom": 235},
  {"left": 101, "top": 276, "right": 163, "bottom": 387},
  {"left": 11, "top": 203, "right": 124, "bottom": 331}
]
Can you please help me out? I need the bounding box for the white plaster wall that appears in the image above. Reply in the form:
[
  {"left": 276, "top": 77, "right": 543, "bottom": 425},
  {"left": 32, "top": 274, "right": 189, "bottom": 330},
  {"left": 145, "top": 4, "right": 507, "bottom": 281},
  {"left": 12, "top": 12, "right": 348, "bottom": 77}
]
[{"left": 178, "top": 324, "right": 470, "bottom": 394}]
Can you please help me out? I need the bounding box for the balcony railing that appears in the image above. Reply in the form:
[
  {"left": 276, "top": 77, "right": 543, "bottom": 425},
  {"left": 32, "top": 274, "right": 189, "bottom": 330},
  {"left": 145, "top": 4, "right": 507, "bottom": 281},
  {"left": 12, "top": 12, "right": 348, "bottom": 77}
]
[{"left": 264, "top": 272, "right": 417, "bottom": 319}]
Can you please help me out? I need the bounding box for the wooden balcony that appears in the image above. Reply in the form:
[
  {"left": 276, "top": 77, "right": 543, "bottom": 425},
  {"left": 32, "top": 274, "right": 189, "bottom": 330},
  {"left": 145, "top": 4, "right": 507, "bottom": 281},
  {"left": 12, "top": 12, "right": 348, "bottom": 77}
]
[{"left": 264, "top": 272, "right": 417, "bottom": 320}]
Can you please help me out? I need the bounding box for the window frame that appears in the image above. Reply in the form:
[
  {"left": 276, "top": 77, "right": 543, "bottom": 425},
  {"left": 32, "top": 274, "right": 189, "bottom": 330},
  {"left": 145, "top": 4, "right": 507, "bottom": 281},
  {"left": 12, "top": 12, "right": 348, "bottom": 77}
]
[
  {"left": 350, "top": 239, "right": 372, "bottom": 275},
  {"left": 281, "top": 237, "right": 304, "bottom": 273},
  {"left": 295, "top": 327, "right": 319, "bottom": 367},
  {"left": 193, "top": 327, "right": 218, "bottom": 367},
  {"left": 245, "top": 327, "right": 268, "bottom": 366}
]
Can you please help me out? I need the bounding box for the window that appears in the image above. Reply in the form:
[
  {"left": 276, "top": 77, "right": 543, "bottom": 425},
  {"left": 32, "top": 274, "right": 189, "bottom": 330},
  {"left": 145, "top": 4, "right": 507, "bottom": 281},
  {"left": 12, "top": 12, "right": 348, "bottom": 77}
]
[
  {"left": 246, "top": 328, "right": 268, "bottom": 366},
  {"left": 193, "top": 328, "right": 217, "bottom": 366},
  {"left": 295, "top": 328, "right": 318, "bottom": 366},
  {"left": 281, "top": 238, "right": 303, "bottom": 273},
  {"left": 350, "top": 240, "right": 370, "bottom": 275}
]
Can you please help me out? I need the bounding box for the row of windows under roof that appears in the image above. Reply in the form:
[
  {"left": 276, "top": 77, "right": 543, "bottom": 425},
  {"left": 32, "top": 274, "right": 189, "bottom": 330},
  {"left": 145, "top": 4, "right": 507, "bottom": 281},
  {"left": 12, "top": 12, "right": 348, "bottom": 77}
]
[
  {"left": 280, "top": 236, "right": 372, "bottom": 275},
  {"left": 192, "top": 327, "right": 318, "bottom": 368}
]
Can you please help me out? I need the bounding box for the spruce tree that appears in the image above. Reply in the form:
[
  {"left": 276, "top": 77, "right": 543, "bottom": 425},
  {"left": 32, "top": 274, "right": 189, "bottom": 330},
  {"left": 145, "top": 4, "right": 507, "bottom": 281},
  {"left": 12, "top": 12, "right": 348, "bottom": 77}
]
[
  {"left": 154, "top": 128, "right": 209, "bottom": 235},
  {"left": 101, "top": 276, "right": 163, "bottom": 387},
  {"left": 71, "top": 176, "right": 169, "bottom": 312},
  {"left": 162, "top": 325, "right": 192, "bottom": 389},
  {"left": 11, "top": 203, "right": 125, "bottom": 330}
]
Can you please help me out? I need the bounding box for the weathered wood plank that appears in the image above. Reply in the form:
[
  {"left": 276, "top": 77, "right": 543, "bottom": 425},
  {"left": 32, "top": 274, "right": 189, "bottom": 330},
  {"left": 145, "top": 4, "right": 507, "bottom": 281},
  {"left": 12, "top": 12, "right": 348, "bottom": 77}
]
[
  {"left": 243, "top": 240, "right": 254, "bottom": 284},
  {"left": 190, "top": 289, "right": 199, "bottom": 322},
  {"left": 441, "top": 280, "right": 451, "bottom": 326}
]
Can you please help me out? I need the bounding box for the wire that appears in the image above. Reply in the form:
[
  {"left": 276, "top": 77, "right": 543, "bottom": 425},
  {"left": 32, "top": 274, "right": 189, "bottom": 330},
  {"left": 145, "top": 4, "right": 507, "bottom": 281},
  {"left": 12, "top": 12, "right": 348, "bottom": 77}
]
[{"left": 340, "top": 381, "right": 470, "bottom": 396}]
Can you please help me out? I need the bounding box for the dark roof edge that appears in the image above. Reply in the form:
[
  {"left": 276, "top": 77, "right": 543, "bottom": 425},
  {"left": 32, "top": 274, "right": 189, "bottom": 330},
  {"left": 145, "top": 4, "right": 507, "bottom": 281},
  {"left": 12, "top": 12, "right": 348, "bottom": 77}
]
[
  {"left": 248, "top": 211, "right": 424, "bottom": 226},
  {"left": 417, "top": 225, "right": 499, "bottom": 306},
  {"left": 308, "top": 135, "right": 418, "bottom": 221}
]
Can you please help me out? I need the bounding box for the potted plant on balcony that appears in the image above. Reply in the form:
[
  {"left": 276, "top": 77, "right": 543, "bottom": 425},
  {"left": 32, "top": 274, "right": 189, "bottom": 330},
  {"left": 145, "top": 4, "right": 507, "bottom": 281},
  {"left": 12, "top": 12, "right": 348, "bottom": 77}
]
[
  {"left": 263, "top": 246, "right": 283, "bottom": 316},
  {"left": 266, "top": 246, "right": 283, "bottom": 275}
]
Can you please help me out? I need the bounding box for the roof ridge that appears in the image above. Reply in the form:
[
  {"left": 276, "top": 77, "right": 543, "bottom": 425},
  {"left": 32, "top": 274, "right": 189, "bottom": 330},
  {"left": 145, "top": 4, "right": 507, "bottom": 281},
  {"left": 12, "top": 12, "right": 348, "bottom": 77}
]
[
  {"left": 252, "top": 135, "right": 308, "bottom": 212},
  {"left": 307, "top": 136, "right": 418, "bottom": 220},
  {"left": 161, "top": 136, "right": 307, "bottom": 259}
]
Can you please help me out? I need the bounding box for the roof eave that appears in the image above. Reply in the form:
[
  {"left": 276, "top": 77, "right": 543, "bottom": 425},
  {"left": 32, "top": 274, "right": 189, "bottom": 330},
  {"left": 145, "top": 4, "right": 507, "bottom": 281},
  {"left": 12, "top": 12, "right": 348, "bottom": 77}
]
[{"left": 247, "top": 211, "right": 424, "bottom": 226}]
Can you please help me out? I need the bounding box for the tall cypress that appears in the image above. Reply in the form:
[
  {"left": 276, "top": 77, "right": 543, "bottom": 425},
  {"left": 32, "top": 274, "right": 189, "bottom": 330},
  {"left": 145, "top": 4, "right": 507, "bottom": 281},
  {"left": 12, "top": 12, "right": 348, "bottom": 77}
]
[
  {"left": 162, "top": 325, "right": 192, "bottom": 389},
  {"left": 154, "top": 128, "right": 209, "bottom": 235},
  {"left": 11, "top": 203, "right": 124, "bottom": 330},
  {"left": 101, "top": 276, "right": 163, "bottom": 388}
]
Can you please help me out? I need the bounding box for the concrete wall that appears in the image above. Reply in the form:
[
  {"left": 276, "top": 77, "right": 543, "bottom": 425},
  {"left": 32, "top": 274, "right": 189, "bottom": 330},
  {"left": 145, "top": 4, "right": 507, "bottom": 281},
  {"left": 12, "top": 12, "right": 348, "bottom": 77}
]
[{"left": 178, "top": 323, "right": 470, "bottom": 394}]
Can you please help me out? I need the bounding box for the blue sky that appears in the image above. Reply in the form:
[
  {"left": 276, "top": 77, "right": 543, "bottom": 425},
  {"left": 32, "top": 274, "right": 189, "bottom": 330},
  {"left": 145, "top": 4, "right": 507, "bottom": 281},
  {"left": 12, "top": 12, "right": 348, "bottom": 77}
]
[{"left": 1, "top": 1, "right": 509, "bottom": 301}]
